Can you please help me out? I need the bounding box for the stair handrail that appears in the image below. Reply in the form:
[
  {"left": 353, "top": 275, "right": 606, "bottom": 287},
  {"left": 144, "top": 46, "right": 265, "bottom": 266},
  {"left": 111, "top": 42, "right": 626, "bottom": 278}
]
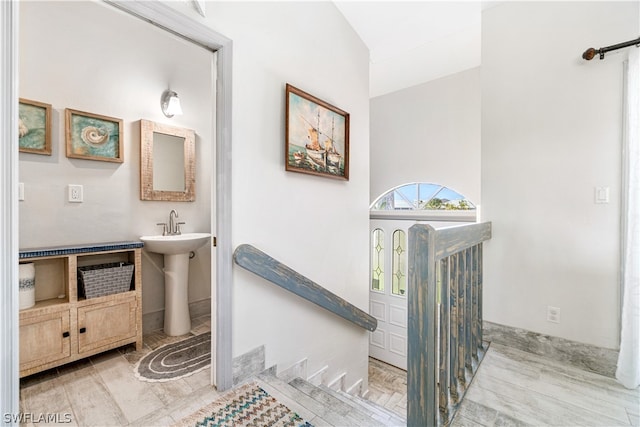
[{"left": 233, "top": 244, "right": 377, "bottom": 332}]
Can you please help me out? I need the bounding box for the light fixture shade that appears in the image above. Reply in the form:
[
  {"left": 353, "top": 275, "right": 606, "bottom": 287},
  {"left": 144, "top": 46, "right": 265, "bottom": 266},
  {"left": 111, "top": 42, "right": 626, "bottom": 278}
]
[{"left": 161, "top": 90, "right": 183, "bottom": 118}]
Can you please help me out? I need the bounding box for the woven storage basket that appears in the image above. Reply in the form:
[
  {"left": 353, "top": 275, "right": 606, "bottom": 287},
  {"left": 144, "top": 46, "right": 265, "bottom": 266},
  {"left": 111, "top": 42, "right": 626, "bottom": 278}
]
[{"left": 78, "top": 262, "right": 134, "bottom": 299}]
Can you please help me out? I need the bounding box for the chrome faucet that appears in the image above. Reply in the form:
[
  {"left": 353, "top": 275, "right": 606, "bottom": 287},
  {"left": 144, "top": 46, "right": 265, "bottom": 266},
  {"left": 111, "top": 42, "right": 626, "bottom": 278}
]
[
  {"left": 169, "top": 210, "right": 178, "bottom": 235},
  {"left": 158, "top": 210, "right": 185, "bottom": 236}
]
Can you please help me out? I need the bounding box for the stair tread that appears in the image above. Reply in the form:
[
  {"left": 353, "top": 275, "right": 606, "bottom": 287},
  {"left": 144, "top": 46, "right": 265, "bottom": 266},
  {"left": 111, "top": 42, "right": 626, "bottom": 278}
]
[
  {"left": 317, "top": 384, "right": 406, "bottom": 426},
  {"left": 253, "top": 378, "right": 318, "bottom": 423},
  {"left": 256, "top": 373, "right": 363, "bottom": 426},
  {"left": 349, "top": 392, "right": 406, "bottom": 424},
  {"left": 288, "top": 378, "right": 388, "bottom": 427}
]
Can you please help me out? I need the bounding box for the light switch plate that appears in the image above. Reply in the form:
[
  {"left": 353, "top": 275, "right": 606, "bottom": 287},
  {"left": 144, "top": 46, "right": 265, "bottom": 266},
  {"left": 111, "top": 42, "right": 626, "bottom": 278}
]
[
  {"left": 18, "top": 183, "right": 24, "bottom": 201},
  {"left": 595, "top": 186, "right": 609, "bottom": 204}
]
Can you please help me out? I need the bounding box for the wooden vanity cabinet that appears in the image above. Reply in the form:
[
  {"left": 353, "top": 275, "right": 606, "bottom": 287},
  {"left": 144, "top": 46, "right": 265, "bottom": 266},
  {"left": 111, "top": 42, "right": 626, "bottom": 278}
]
[
  {"left": 77, "top": 295, "right": 138, "bottom": 354},
  {"left": 19, "top": 308, "right": 71, "bottom": 373},
  {"left": 18, "top": 242, "right": 143, "bottom": 378}
]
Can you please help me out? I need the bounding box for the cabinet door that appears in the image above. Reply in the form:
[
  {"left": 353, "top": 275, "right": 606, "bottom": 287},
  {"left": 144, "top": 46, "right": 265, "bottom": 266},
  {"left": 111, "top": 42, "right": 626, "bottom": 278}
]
[
  {"left": 20, "top": 310, "right": 71, "bottom": 373},
  {"left": 77, "top": 297, "right": 137, "bottom": 354}
]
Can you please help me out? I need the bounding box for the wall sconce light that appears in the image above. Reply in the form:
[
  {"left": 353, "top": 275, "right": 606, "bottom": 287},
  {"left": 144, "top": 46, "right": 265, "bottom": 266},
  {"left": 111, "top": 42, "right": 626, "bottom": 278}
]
[{"left": 161, "top": 90, "right": 183, "bottom": 118}]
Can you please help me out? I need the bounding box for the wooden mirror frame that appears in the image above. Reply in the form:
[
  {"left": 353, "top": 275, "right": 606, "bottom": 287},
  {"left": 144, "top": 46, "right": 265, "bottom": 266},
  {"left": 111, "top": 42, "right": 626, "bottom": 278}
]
[{"left": 140, "top": 119, "right": 196, "bottom": 201}]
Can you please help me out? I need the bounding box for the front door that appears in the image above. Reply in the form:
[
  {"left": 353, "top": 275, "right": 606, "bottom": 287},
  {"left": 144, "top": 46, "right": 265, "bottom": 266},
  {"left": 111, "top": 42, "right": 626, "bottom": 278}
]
[{"left": 369, "top": 219, "right": 412, "bottom": 370}]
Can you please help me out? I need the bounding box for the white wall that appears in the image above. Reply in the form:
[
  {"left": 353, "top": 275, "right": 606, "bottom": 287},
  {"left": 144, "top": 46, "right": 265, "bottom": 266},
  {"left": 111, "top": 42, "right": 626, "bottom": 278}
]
[
  {"left": 18, "top": 1, "right": 213, "bottom": 320},
  {"left": 482, "top": 1, "right": 639, "bottom": 349},
  {"left": 165, "top": 1, "right": 372, "bottom": 388},
  {"left": 370, "top": 68, "right": 481, "bottom": 205}
]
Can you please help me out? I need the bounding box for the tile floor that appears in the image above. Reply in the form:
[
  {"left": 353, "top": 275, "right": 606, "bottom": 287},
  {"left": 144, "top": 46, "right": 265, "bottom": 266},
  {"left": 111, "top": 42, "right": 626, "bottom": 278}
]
[
  {"left": 20, "top": 316, "right": 640, "bottom": 427},
  {"left": 367, "top": 344, "right": 640, "bottom": 427},
  {"left": 19, "top": 315, "right": 216, "bottom": 427}
]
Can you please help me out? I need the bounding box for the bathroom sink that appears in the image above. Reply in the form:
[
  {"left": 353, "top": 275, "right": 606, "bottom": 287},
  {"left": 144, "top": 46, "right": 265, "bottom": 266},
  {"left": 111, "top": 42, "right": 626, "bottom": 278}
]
[
  {"left": 140, "top": 233, "right": 211, "bottom": 255},
  {"left": 140, "top": 232, "right": 211, "bottom": 336}
]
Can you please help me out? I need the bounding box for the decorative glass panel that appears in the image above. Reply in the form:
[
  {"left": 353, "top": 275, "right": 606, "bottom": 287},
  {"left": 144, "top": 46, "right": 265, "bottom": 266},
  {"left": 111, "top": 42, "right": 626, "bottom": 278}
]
[
  {"left": 395, "top": 185, "right": 417, "bottom": 209},
  {"left": 370, "top": 182, "right": 476, "bottom": 212},
  {"left": 372, "top": 193, "right": 394, "bottom": 210},
  {"left": 418, "top": 183, "right": 441, "bottom": 204},
  {"left": 371, "top": 229, "right": 385, "bottom": 291},
  {"left": 392, "top": 230, "right": 407, "bottom": 296}
]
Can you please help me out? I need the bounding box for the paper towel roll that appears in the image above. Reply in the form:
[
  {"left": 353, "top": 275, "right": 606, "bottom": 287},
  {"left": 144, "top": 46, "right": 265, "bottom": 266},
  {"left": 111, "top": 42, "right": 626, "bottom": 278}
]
[{"left": 19, "top": 262, "right": 35, "bottom": 309}]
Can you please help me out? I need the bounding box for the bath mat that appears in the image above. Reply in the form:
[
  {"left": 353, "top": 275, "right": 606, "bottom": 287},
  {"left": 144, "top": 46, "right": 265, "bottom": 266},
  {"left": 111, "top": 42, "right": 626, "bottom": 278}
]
[
  {"left": 173, "top": 382, "right": 313, "bottom": 427},
  {"left": 134, "top": 333, "right": 210, "bottom": 382}
]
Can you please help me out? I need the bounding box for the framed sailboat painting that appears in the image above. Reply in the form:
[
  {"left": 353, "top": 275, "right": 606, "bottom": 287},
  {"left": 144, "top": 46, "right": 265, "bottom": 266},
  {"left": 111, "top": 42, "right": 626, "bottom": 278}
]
[{"left": 285, "top": 84, "right": 349, "bottom": 180}]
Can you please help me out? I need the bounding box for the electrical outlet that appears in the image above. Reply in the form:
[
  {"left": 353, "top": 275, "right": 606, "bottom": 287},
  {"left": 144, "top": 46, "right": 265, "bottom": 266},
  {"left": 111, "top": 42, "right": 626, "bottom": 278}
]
[
  {"left": 68, "top": 184, "right": 83, "bottom": 203},
  {"left": 547, "top": 306, "right": 560, "bottom": 323}
]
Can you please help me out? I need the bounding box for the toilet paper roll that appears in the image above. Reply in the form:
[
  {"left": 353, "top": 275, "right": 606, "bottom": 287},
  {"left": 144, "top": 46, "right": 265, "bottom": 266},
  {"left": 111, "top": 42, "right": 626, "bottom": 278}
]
[{"left": 19, "top": 262, "right": 35, "bottom": 310}]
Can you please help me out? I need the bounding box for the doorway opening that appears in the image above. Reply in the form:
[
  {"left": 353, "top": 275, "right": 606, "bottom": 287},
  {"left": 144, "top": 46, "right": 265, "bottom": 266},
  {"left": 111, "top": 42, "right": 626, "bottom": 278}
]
[
  {"left": 369, "top": 182, "right": 476, "bottom": 369},
  {"left": 1, "top": 2, "right": 234, "bottom": 414}
]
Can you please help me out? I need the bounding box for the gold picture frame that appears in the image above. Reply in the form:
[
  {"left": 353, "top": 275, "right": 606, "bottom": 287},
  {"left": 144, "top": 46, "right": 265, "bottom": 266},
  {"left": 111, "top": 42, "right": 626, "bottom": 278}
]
[
  {"left": 18, "top": 98, "right": 52, "bottom": 155},
  {"left": 65, "top": 108, "right": 123, "bottom": 163}
]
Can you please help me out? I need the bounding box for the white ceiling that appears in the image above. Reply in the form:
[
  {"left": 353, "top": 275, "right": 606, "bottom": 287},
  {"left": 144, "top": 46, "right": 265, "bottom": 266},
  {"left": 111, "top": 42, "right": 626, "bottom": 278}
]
[{"left": 334, "top": 1, "right": 486, "bottom": 98}]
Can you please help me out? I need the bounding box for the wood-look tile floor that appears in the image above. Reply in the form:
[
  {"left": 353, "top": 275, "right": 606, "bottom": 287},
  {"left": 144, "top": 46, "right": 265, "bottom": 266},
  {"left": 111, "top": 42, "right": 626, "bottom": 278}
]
[
  {"left": 19, "top": 315, "right": 216, "bottom": 427},
  {"left": 20, "top": 318, "right": 639, "bottom": 427},
  {"left": 367, "top": 343, "right": 640, "bottom": 427}
]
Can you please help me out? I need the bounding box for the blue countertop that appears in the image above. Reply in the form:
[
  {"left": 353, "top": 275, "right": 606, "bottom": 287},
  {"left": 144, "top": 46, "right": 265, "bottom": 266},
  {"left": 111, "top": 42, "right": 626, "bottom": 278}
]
[{"left": 19, "top": 241, "right": 144, "bottom": 259}]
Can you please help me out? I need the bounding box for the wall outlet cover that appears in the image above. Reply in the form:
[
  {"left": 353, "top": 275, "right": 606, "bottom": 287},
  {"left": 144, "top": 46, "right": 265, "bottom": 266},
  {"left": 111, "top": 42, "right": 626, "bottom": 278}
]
[
  {"left": 547, "top": 305, "right": 560, "bottom": 323},
  {"left": 68, "top": 184, "right": 83, "bottom": 203}
]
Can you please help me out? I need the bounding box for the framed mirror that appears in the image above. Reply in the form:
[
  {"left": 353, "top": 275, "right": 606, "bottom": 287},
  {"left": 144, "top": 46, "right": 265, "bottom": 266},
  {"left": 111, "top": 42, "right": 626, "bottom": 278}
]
[{"left": 140, "top": 119, "right": 196, "bottom": 201}]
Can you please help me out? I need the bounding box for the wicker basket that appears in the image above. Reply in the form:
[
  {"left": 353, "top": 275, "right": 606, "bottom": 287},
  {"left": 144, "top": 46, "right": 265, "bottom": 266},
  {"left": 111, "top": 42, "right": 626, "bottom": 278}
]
[{"left": 78, "top": 262, "right": 134, "bottom": 299}]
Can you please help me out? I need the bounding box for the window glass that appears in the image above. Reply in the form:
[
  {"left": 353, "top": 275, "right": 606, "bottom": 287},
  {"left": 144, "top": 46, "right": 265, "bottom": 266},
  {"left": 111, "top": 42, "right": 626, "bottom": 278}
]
[
  {"left": 371, "top": 183, "right": 475, "bottom": 211},
  {"left": 371, "top": 229, "right": 384, "bottom": 291},
  {"left": 392, "top": 230, "right": 407, "bottom": 296},
  {"left": 418, "top": 183, "right": 441, "bottom": 206}
]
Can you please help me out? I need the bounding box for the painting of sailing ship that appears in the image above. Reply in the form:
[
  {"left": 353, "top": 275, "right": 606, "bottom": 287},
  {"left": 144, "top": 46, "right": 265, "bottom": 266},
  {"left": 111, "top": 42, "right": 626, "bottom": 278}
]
[{"left": 285, "top": 84, "right": 349, "bottom": 180}]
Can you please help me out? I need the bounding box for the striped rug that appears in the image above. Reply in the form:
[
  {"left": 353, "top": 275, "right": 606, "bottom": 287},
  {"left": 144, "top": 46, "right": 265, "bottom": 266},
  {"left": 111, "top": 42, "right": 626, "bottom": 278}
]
[
  {"left": 174, "top": 382, "right": 313, "bottom": 427},
  {"left": 134, "top": 333, "right": 210, "bottom": 382}
]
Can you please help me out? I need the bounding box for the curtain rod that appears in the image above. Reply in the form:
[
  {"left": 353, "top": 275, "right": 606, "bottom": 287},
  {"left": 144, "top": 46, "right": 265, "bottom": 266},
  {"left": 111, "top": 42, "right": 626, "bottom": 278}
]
[{"left": 582, "top": 36, "right": 640, "bottom": 60}]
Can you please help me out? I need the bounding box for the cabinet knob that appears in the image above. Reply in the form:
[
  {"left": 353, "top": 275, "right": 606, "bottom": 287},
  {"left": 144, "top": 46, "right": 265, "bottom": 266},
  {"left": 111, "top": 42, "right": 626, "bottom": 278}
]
[
  {"left": 79, "top": 327, "right": 86, "bottom": 334},
  {"left": 62, "top": 331, "right": 70, "bottom": 338}
]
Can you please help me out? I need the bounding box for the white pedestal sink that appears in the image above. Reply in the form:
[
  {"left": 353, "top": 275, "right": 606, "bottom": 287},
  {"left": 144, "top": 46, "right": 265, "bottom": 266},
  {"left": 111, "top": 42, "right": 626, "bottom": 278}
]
[{"left": 140, "top": 233, "right": 211, "bottom": 336}]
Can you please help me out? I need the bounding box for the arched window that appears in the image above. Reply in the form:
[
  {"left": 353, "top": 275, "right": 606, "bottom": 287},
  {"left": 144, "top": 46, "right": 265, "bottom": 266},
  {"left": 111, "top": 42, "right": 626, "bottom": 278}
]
[{"left": 371, "top": 183, "right": 475, "bottom": 211}]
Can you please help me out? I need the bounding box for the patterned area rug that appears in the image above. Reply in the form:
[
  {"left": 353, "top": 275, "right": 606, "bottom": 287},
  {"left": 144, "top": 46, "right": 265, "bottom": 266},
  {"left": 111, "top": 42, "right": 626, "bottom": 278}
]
[
  {"left": 173, "top": 382, "right": 313, "bottom": 427},
  {"left": 134, "top": 333, "right": 210, "bottom": 382}
]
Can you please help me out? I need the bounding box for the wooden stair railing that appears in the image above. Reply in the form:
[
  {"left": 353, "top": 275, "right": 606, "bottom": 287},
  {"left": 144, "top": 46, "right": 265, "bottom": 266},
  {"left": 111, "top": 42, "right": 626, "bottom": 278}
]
[
  {"left": 233, "top": 244, "right": 377, "bottom": 332},
  {"left": 408, "top": 222, "right": 492, "bottom": 427}
]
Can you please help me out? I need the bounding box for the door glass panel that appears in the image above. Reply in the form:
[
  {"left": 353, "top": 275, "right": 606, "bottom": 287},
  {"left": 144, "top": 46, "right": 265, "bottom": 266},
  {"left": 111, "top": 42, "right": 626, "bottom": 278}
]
[
  {"left": 371, "top": 228, "right": 385, "bottom": 291},
  {"left": 392, "top": 230, "right": 407, "bottom": 296}
]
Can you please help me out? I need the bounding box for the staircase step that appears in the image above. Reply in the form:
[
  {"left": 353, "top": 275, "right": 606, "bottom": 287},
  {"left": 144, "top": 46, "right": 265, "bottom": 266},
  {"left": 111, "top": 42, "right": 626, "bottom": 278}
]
[
  {"left": 256, "top": 373, "right": 361, "bottom": 426},
  {"left": 318, "top": 384, "right": 406, "bottom": 426},
  {"left": 289, "top": 378, "right": 406, "bottom": 426},
  {"left": 254, "top": 377, "right": 319, "bottom": 423},
  {"left": 346, "top": 390, "right": 406, "bottom": 425}
]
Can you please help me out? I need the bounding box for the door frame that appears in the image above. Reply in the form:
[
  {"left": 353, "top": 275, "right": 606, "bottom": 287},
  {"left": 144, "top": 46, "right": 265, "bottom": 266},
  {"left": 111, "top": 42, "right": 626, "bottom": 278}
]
[
  {"left": 0, "top": 0, "right": 19, "bottom": 419},
  {"left": 0, "top": 1, "right": 234, "bottom": 416}
]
